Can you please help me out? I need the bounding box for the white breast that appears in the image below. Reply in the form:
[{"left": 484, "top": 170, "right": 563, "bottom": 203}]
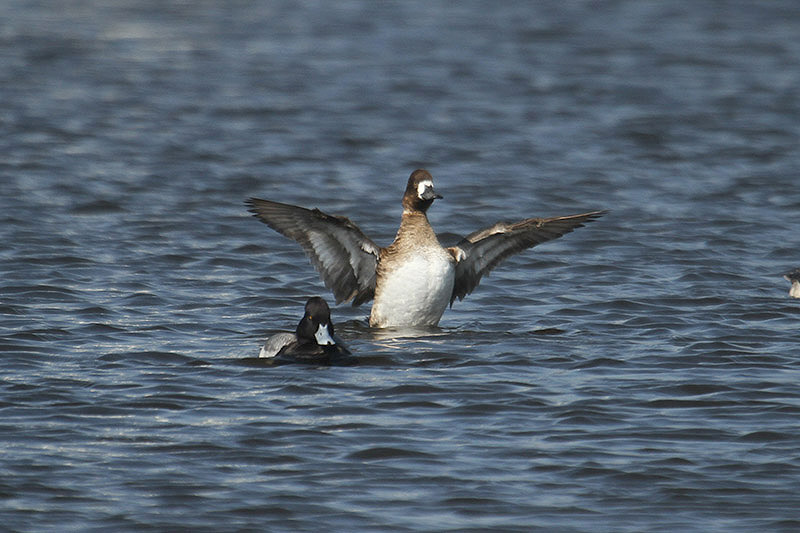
[
  {"left": 370, "top": 248, "right": 455, "bottom": 327},
  {"left": 790, "top": 281, "right": 800, "bottom": 298}
]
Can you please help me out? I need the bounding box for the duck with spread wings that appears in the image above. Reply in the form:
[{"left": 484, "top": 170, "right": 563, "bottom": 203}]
[{"left": 246, "top": 169, "right": 605, "bottom": 328}]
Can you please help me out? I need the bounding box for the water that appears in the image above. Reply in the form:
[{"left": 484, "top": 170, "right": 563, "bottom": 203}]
[{"left": 2, "top": 1, "right": 800, "bottom": 531}]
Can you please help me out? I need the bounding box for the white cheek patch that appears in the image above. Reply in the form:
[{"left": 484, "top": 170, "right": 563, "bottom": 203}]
[
  {"left": 314, "top": 323, "right": 335, "bottom": 345},
  {"left": 417, "top": 180, "right": 434, "bottom": 198}
]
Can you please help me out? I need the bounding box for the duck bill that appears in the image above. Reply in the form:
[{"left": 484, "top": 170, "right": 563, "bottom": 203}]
[
  {"left": 314, "top": 323, "right": 335, "bottom": 345},
  {"left": 421, "top": 185, "right": 443, "bottom": 201}
]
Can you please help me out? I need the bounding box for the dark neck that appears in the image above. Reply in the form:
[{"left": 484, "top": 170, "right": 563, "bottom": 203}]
[
  {"left": 396, "top": 210, "right": 438, "bottom": 244},
  {"left": 402, "top": 197, "right": 433, "bottom": 213}
]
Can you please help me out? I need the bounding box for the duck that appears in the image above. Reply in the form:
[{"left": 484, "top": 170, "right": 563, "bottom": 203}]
[
  {"left": 784, "top": 268, "right": 800, "bottom": 298},
  {"left": 259, "top": 296, "right": 352, "bottom": 364},
  {"left": 246, "top": 169, "right": 605, "bottom": 328}
]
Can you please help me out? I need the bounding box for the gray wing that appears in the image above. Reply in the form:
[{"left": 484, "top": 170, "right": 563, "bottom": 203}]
[
  {"left": 259, "top": 332, "right": 296, "bottom": 358},
  {"left": 246, "top": 198, "right": 381, "bottom": 306},
  {"left": 449, "top": 210, "right": 607, "bottom": 305}
]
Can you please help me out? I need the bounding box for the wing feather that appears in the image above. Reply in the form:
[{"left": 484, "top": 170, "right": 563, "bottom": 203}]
[
  {"left": 246, "top": 198, "right": 381, "bottom": 305},
  {"left": 450, "top": 210, "right": 607, "bottom": 305}
]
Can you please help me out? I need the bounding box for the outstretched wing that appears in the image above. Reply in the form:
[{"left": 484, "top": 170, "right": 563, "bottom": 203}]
[
  {"left": 246, "top": 198, "right": 381, "bottom": 306},
  {"left": 449, "top": 210, "right": 607, "bottom": 305}
]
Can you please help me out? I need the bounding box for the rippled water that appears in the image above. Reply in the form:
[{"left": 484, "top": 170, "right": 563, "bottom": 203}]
[{"left": 3, "top": 1, "right": 800, "bottom": 531}]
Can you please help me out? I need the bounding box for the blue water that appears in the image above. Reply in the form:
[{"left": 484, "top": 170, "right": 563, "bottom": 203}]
[{"left": 2, "top": 1, "right": 800, "bottom": 531}]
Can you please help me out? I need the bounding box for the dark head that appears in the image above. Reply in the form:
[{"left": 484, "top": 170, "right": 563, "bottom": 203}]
[
  {"left": 296, "top": 296, "right": 336, "bottom": 346},
  {"left": 784, "top": 268, "right": 800, "bottom": 283},
  {"left": 402, "top": 169, "right": 442, "bottom": 213}
]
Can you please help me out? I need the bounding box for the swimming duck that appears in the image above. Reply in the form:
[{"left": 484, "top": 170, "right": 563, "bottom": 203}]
[
  {"left": 259, "top": 296, "right": 351, "bottom": 363},
  {"left": 247, "top": 169, "right": 605, "bottom": 327},
  {"left": 784, "top": 269, "right": 800, "bottom": 298}
]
